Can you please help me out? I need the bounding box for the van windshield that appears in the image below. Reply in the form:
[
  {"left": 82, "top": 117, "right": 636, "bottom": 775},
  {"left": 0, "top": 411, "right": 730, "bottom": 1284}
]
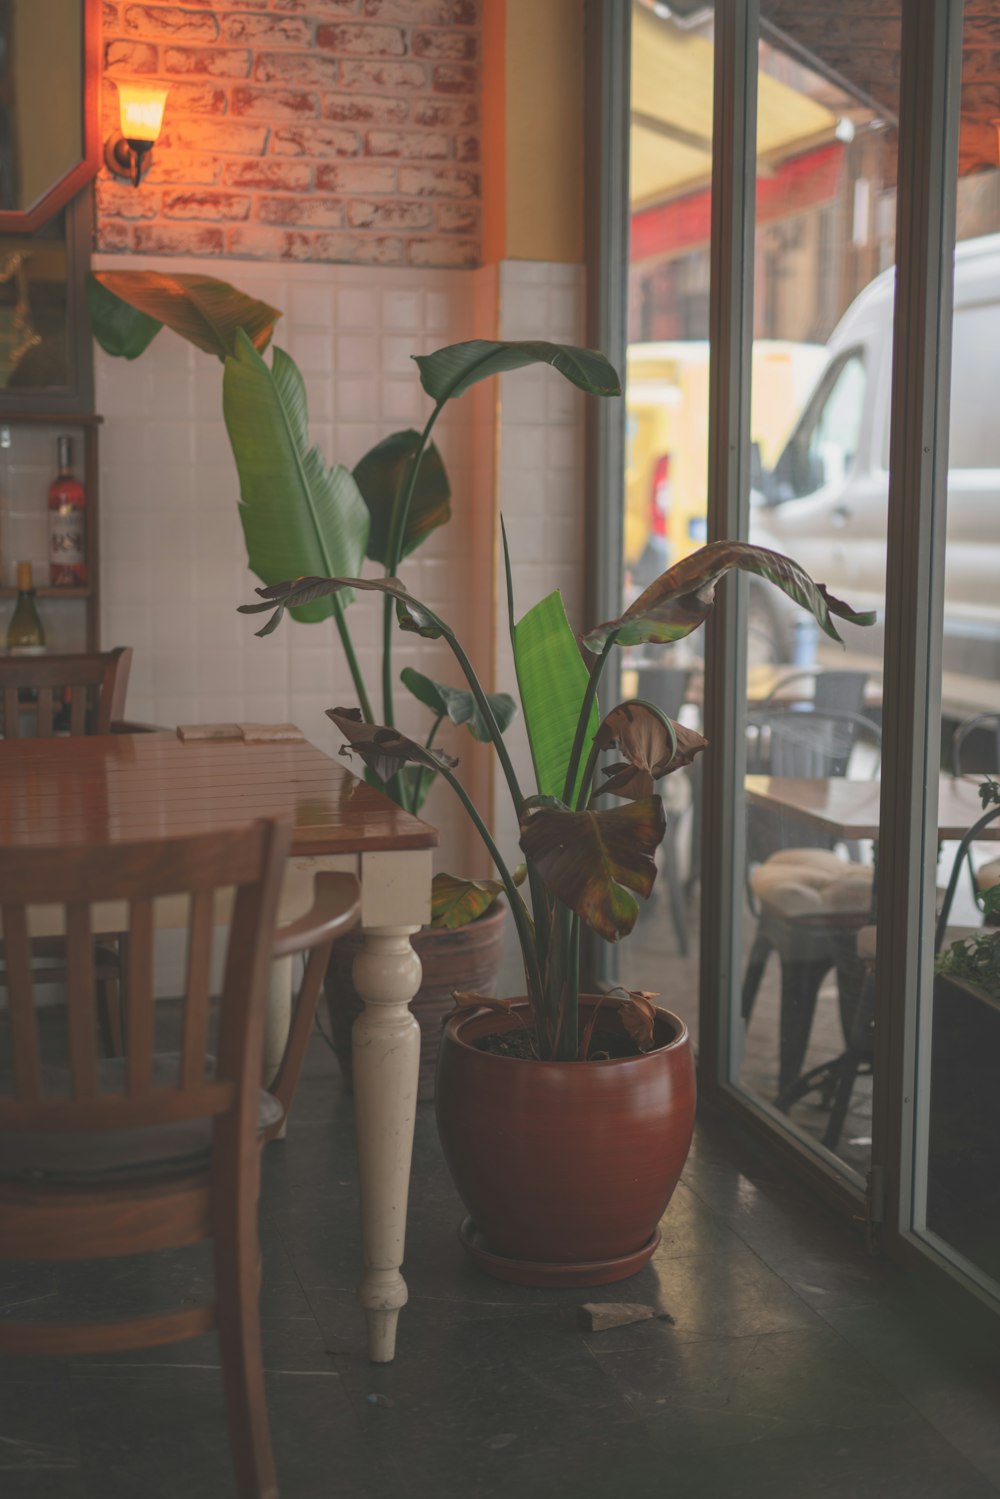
[{"left": 773, "top": 351, "right": 867, "bottom": 500}]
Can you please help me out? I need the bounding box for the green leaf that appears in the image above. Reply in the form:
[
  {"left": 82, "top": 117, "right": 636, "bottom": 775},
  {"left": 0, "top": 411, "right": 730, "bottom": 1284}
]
[
  {"left": 401, "top": 667, "right": 516, "bottom": 742},
  {"left": 224, "top": 334, "right": 369, "bottom": 623},
  {"left": 240, "top": 573, "right": 446, "bottom": 640},
  {"left": 518, "top": 797, "right": 667, "bottom": 942},
  {"left": 354, "top": 430, "right": 451, "bottom": 564},
  {"left": 583, "top": 541, "right": 876, "bottom": 653},
  {"left": 413, "top": 339, "right": 622, "bottom": 403},
  {"left": 431, "top": 871, "right": 506, "bottom": 929},
  {"left": 397, "top": 765, "right": 437, "bottom": 814},
  {"left": 514, "top": 591, "right": 599, "bottom": 800},
  {"left": 90, "top": 270, "right": 281, "bottom": 361},
  {"left": 86, "top": 273, "right": 162, "bottom": 359}
]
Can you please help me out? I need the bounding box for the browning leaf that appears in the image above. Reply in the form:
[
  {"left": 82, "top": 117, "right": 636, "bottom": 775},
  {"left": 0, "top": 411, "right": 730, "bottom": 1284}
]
[
  {"left": 619, "top": 991, "right": 660, "bottom": 1053},
  {"left": 327, "top": 706, "right": 457, "bottom": 785},
  {"left": 593, "top": 700, "right": 707, "bottom": 801}
]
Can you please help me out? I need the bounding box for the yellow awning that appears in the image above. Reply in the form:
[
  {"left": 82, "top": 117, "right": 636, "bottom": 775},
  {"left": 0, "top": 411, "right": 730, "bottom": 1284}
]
[{"left": 630, "top": 5, "right": 839, "bottom": 208}]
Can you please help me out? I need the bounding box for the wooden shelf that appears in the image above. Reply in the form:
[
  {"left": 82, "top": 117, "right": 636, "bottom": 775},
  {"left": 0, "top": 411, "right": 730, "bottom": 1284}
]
[{"left": 0, "top": 586, "right": 91, "bottom": 600}]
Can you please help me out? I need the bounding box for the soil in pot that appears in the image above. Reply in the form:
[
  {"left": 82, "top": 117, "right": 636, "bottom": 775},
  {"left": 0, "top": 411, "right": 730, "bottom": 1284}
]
[
  {"left": 324, "top": 899, "right": 506, "bottom": 1102},
  {"left": 436, "top": 996, "right": 696, "bottom": 1287}
]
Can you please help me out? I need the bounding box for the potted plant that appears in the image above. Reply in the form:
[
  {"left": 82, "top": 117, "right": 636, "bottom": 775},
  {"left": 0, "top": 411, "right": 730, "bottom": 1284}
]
[
  {"left": 86, "top": 272, "right": 621, "bottom": 1098},
  {"left": 241, "top": 456, "right": 875, "bottom": 1286}
]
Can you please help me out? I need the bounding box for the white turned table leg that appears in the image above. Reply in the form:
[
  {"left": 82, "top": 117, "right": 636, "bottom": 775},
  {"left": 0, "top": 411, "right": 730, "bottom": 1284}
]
[
  {"left": 263, "top": 955, "right": 293, "bottom": 1140},
  {"left": 351, "top": 925, "right": 422, "bottom": 1364}
]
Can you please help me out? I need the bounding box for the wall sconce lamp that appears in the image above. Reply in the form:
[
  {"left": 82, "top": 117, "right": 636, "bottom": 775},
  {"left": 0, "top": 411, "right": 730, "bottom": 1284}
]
[{"left": 105, "top": 83, "right": 169, "bottom": 187}]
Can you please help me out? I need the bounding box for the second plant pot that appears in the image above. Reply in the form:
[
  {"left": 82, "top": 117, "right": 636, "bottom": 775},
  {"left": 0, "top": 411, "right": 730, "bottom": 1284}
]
[{"left": 324, "top": 900, "right": 507, "bottom": 1102}]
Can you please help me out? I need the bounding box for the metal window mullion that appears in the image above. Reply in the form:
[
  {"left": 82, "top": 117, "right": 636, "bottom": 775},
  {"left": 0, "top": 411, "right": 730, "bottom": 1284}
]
[
  {"left": 583, "top": 0, "right": 631, "bottom": 991},
  {"left": 873, "top": 0, "right": 963, "bottom": 1248},
  {"left": 698, "top": 0, "right": 760, "bottom": 1091}
]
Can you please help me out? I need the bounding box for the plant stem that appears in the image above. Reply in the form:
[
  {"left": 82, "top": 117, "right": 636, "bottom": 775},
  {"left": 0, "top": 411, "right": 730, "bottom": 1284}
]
[
  {"left": 412, "top": 714, "right": 444, "bottom": 812},
  {"left": 446, "top": 634, "right": 526, "bottom": 814},
  {"left": 437, "top": 764, "right": 544, "bottom": 1004},
  {"left": 561, "top": 637, "right": 615, "bottom": 805},
  {"left": 381, "top": 404, "right": 443, "bottom": 726},
  {"left": 332, "top": 594, "right": 374, "bottom": 724}
]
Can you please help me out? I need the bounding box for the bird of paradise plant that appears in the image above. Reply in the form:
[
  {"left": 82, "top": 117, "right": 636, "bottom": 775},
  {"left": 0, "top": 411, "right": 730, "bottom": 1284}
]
[{"left": 241, "top": 539, "right": 875, "bottom": 1062}]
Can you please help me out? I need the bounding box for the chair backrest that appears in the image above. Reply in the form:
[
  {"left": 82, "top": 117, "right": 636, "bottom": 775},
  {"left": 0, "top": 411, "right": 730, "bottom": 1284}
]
[
  {"left": 0, "top": 819, "right": 291, "bottom": 1138},
  {"left": 634, "top": 665, "right": 692, "bottom": 722},
  {"left": 0, "top": 647, "right": 132, "bottom": 739},
  {"left": 747, "top": 707, "right": 881, "bottom": 779},
  {"left": 763, "top": 668, "right": 870, "bottom": 717},
  {"left": 951, "top": 713, "right": 1000, "bottom": 777}
]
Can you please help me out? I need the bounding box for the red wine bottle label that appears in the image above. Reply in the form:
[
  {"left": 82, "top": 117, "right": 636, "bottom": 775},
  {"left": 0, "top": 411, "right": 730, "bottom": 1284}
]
[{"left": 49, "top": 510, "right": 85, "bottom": 566}]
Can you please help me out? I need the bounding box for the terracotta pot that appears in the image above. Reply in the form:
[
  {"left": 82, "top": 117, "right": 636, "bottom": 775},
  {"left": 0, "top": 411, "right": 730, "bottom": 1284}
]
[
  {"left": 435, "top": 997, "right": 696, "bottom": 1287},
  {"left": 324, "top": 900, "right": 507, "bottom": 1102}
]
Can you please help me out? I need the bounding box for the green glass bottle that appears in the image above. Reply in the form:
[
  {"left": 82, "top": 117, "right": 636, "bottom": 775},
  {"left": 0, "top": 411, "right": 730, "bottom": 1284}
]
[{"left": 7, "top": 560, "right": 45, "bottom": 655}]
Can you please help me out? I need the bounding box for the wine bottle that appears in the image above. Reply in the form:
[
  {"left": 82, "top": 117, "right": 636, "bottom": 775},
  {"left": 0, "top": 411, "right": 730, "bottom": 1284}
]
[
  {"left": 48, "top": 434, "right": 87, "bottom": 586},
  {"left": 7, "top": 560, "right": 45, "bottom": 656}
]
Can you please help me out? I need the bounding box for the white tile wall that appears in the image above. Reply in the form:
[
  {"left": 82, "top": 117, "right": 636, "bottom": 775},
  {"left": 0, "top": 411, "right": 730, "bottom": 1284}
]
[
  {"left": 94, "top": 252, "right": 586, "bottom": 879},
  {"left": 490, "top": 260, "right": 587, "bottom": 872}
]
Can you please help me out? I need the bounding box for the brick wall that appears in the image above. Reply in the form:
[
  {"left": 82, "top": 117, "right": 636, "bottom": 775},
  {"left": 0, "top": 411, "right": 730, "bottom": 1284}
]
[{"left": 97, "top": 2, "right": 483, "bottom": 268}]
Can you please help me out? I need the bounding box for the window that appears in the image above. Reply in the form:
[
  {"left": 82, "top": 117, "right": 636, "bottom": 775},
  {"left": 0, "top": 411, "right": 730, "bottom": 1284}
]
[{"left": 774, "top": 351, "right": 867, "bottom": 501}]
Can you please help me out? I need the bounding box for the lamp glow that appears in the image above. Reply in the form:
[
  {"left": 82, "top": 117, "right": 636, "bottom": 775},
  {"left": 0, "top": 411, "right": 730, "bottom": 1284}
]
[
  {"left": 105, "top": 82, "right": 170, "bottom": 187},
  {"left": 118, "top": 83, "right": 169, "bottom": 144}
]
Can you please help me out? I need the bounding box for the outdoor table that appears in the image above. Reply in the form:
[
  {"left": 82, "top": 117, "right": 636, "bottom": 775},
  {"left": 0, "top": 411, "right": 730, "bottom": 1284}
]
[
  {"left": 0, "top": 731, "right": 437, "bottom": 1365},
  {"left": 744, "top": 773, "right": 989, "bottom": 842}
]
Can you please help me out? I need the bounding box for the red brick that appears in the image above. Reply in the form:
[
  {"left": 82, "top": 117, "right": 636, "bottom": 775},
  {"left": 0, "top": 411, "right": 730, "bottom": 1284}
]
[
  {"left": 366, "top": 128, "right": 450, "bottom": 159},
  {"left": 397, "top": 164, "right": 477, "bottom": 197},
  {"left": 452, "top": 0, "right": 478, "bottom": 22},
  {"left": 221, "top": 13, "right": 311, "bottom": 44},
  {"left": 96, "top": 177, "right": 160, "bottom": 219},
  {"left": 133, "top": 223, "right": 226, "bottom": 254},
  {"left": 103, "top": 1, "right": 120, "bottom": 27},
  {"left": 144, "top": 149, "right": 221, "bottom": 184},
  {"left": 436, "top": 201, "right": 479, "bottom": 233},
  {"left": 105, "top": 40, "right": 159, "bottom": 73},
  {"left": 122, "top": 5, "right": 219, "bottom": 40},
  {"left": 161, "top": 81, "right": 228, "bottom": 113},
  {"left": 227, "top": 226, "right": 313, "bottom": 258},
  {"left": 454, "top": 131, "right": 479, "bottom": 162},
  {"left": 272, "top": 0, "right": 357, "bottom": 12},
  {"left": 162, "top": 119, "right": 269, "bottom": 153},
  {"left": 231, "top": 86, "right": 318, "bottom": 118},
  {"left": 271, "top": 124, "right": 360, "bottom": 157},
  {"left": 433, "top": 63, "right": 476, "bottom": 93},
  {"left": 340, "top": 60, "right": 426, "bottom": 89},
  {"left": 316, "top": 22, "right": 405, "bottom": 55},
  {"left": 412, "top": 28, "right": 476, "bottom": 60},
  {"left": 257, "top": 194, "right": 345, "bottom": 227},
  {"left": 321, "top": 93, "right": 408, "bottom": 125},
  {"left": 162, "top": 46, "right": 252, "bottom": 78},
  {"left": 254, "top": 52, "right": 340, "bottom": 88},
  {"left": 162, "top": 188, "right": 252, "bottom": 220},
  {"left": 97, "top": 220, "right": 132, "bottom": 252},
  {"left": 316, "top": 160, "right": 395, "bottom": 193},
  {"left": 347, "top": 197, "right": 433, "bottom": 228},
  {"left": 321, "top": 233, "right": 403, "bottom": 264},
  {"left": 407, "top": 235, "right": 477, "bottom": 267},
  {"left": 222, "top": 159, "right": 312, "bottom": 190},
  {"left": 411, "top": 99, "right": 477, "bottom": 128},
  {"left": 362, "top": 0, "right": 452, "bottom": 19}
]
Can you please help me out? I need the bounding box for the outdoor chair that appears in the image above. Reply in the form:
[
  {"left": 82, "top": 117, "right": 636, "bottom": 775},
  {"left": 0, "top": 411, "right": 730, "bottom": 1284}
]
[
  {"left": 741, "top": 708, "right": 881, "bottom": 1096},
  {"left": 950, "top": 714, "right": 1000, "bottom": 916},
  {"left": 761, "top": 667, "right": 871, "bottom": 718},
  {"left": 634, "top": 664, "right": 695, "bottom": 955},
  {"left": 0, "top": 821, "right": 360, "bottom": 1499}
]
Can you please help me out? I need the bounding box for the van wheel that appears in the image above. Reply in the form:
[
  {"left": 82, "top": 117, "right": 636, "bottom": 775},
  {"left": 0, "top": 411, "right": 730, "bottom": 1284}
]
[{"left": 747, "top": 589, "right": 789, "bottom": 667}]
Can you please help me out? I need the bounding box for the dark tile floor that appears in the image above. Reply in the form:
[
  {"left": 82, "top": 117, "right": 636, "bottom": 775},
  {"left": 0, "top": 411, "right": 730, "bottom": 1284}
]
[{"left": 3, "top": 1030, "right": 1000, "bottom": 1499}]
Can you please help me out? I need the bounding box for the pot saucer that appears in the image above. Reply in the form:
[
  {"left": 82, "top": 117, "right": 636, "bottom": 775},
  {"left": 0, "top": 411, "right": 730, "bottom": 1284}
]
[{"left": 458, "top": 1217, "right": 661, "bottom": 1288}]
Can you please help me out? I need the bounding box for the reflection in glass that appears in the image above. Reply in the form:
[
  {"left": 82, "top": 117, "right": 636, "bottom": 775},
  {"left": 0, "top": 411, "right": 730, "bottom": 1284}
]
[
  {"left": 0, "top": 0, "right": 83, "bottom": 215},
  {"left": 0, "top": 212, "right": 69, "bottom": 390}
]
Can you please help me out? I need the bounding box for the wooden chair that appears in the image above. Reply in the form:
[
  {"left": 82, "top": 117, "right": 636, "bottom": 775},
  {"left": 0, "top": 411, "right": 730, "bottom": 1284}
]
[
  {"left": 0, "top": 646, "right": 132, "bottom": 738},
  {"left": 0, "top": 822, "right": 360, "bottom": 1499}
]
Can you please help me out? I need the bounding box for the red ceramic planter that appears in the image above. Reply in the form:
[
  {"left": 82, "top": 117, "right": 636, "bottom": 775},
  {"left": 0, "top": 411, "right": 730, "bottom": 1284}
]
[{"left": 435, "top": 997, "right": 696, "bottom": 1286}]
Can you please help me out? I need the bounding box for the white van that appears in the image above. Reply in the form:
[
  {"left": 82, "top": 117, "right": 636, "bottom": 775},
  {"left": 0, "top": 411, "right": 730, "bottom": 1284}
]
[{"left": 751, "top": 232, "right": 1000, "bottom": 674}]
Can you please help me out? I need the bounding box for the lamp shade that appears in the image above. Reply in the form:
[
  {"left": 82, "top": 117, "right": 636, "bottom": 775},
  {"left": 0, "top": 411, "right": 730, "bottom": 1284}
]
[{"left": 117, "top": 82, "right": 169, "bottom": 144}]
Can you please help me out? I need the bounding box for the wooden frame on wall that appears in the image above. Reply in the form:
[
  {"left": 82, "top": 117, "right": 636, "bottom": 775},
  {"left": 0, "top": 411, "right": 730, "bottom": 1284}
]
[{"left": 0, "top": 0, "right": 101, "bottom": 236}]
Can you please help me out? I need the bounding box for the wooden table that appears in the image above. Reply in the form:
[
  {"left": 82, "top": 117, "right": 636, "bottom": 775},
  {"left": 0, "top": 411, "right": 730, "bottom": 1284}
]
[
  {"left": 0, "top": 733, "right": 437, "bottom": 1365},
  {"left": 745, "top": 773, "right": 990, "bottom": 841}
]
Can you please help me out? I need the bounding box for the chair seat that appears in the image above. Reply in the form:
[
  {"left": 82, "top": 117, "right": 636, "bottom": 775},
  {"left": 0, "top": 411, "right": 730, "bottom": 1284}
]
[
  {"left": 0, "top": 1054, "right": 283, "bottom": 1184},
  {"left": 975, "top": 859, "right": 1000, "bottom": 892},
  {"left": 752, "top": 847, "right": 874, "bottom": 920}
]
